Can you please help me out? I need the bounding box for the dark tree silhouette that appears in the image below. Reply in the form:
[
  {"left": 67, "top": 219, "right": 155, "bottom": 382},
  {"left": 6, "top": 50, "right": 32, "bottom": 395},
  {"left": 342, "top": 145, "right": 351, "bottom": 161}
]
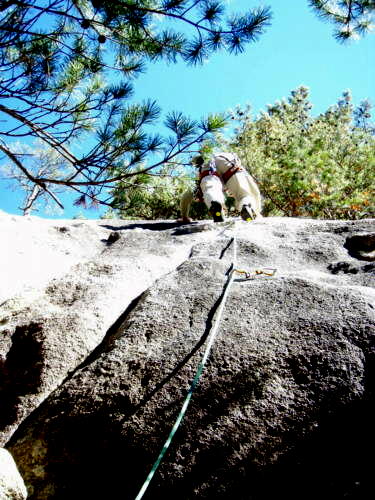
[{"left": 0, "top": 0, "right": 271, "bottom": 210}]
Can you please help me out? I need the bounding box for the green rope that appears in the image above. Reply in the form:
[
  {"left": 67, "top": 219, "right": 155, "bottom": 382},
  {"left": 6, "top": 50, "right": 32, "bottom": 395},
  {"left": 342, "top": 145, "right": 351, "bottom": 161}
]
[{"left": 134, "top": 232, "right": 237, "bottom": 500}]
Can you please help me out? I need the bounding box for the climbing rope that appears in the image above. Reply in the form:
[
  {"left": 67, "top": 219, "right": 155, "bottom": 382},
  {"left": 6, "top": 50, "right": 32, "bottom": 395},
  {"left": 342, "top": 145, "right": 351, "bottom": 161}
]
[{"left": 134, "top": 222, "right": 276, "bottom": 499}]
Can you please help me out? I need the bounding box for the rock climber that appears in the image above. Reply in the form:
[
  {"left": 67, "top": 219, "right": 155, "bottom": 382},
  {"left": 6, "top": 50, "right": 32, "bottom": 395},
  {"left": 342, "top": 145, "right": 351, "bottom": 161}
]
[{"left": 180, "top": 152, "right": 262, "bottom": 223}]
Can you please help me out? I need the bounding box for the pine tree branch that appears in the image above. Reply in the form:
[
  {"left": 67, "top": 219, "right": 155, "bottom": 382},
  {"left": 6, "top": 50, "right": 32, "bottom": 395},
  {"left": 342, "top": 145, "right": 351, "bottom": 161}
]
[
  {"left": 0, "top": 141, "right": 65, "bottom": 209},
  {"left": 0, "top": 0, "right": 271, "bottom": 212},
  {"left": 0, "top": 103, "right": 79, "bottom": 165}
]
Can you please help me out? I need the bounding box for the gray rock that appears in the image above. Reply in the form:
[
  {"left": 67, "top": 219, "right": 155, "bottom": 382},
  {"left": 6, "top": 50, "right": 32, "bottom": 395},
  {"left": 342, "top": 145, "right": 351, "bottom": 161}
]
[
  {"left": 2, "top": 216, "right": 375, "bottom": 499},
  {"left": 0, "top": 448, "right": 27, "bottom": 499},
  {"left": 0, "top": 218, "right": 212, "bottom": 445}
]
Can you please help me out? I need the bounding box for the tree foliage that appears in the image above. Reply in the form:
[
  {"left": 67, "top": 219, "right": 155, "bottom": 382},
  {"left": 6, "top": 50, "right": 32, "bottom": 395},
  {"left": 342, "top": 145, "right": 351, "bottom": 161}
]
[
  {"left": 111, "top": 87, "right": 374, "bottom": 221},
  {"left": 227, "top": 86, "right": 374, "bottom": 219},
  {"left": 1, "top": 1, "right": 373, "bottom": 217},
  {"left": 0, "top": 140, "right": 72, "bottom": 214},
  {"left": 0, "top": 0, "right": 271, "bottom": 211},
  {"left": 109, "top": 164, "right": 190, "bottom": 220},
  {"left": 309, "top": 0, "right": 375, "bottom": 41}
]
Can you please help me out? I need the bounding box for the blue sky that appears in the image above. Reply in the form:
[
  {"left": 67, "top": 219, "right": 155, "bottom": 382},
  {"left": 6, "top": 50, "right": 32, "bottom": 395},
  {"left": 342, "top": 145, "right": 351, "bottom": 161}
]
[{"left": 0, "top": 0, "right": 374, "bottom": 219}]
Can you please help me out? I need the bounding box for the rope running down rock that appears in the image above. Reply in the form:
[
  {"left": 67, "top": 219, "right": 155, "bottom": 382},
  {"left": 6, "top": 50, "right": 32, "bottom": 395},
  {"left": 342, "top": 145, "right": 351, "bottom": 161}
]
[{"left": 134, "top": 221, "right": 276, "bottom": 499}]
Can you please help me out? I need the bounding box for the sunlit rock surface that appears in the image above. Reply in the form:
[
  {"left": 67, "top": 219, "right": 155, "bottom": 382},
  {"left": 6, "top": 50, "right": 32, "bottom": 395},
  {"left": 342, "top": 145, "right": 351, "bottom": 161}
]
[{"left": 1, "top": 212, "right": 374, "bottom": 499}]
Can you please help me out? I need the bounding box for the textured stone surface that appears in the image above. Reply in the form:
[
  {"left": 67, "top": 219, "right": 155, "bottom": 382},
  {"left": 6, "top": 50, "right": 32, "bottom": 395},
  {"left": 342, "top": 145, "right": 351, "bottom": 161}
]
[
  {"left": 1, "top": 215, "right": 374, "bottom": 499},
  {"left": 0, "top": 217, "right": 215, "bottom": 445},
  {"left": 0, "top": 448, "right": 27, "bottom": 499}
]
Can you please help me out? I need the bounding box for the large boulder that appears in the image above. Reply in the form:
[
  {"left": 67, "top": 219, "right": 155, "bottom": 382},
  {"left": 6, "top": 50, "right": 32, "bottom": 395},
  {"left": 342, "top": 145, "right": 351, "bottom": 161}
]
[
  {"left": 1, "top": 215, "right": 374, "bottom": 499},
  {"left": 0, "top": 216, "right": 214, "bottom": 445}
]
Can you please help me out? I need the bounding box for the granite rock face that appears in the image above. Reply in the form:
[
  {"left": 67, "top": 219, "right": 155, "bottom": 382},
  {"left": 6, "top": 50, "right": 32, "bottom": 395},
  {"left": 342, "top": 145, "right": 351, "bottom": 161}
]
[
  {"left": 1, "top": 214, "right": 374, "bottom": 499},
  {"left": 0, "top": 218, "right": 213, "bottom": 446},
  {"left": 0, "top": 448, "right": 27, "bottom": 500}
]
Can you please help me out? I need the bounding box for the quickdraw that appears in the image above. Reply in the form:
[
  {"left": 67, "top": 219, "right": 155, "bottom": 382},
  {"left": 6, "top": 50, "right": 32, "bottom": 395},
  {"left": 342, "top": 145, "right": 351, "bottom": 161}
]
[{"left": 234, "top": 268, "right": 277, "bottom": 280}]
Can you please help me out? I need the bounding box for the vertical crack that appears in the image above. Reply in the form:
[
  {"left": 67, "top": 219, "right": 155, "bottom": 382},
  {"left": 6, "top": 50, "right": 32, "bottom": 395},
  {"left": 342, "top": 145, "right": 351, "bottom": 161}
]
[{"left": 219, "top": 237, "right": 234, "bottom": 260}]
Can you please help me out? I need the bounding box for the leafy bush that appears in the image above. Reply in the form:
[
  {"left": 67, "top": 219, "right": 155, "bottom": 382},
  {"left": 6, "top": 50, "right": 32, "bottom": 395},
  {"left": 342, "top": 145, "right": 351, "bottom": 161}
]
[
  {"left": 228, "top": 87, "right": 374, "bottom": 219},
  {"left": 110, "top": 165, "right": 193, "bottom": 220},
  {"left": 109, "top": 87, "right": 374, "bottom": 221}
]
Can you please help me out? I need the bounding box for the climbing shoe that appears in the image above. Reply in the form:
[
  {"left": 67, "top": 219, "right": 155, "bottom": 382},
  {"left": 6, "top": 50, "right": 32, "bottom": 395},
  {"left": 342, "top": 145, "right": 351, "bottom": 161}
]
[
  {"left": 240, "top": 204, "right": 255, "bottom": 222},
  {"left": 209, "top": 201, "right": 224, "bottom": 222}
]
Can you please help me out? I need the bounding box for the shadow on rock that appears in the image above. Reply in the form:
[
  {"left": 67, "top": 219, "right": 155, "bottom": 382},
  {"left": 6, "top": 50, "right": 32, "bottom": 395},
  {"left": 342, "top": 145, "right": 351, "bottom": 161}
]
[
  {"left": 344, "top": 233, "right": 375, "bottom": 261},
  {"left": 101, "top": 221, "right": 190, "bottom": 232},
  {"left": 10, "top": 373, "right": 375, "bottom": 500},
  {"left": 0, "top": 323, "right": 45, "bottom": 427}
]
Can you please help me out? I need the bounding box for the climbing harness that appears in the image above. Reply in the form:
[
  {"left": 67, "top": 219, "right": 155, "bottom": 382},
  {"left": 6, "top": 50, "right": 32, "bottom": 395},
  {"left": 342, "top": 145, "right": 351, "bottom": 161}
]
[
  {"left": 134, "top": 221, "right": 276, "bottom": 500},
  {"left": 222, "top": 164, "right": 244, "bottom": 184},
  {"left": 197, "top": 160, "right": 222, "bottom": 210},
  {"left": 215, "top": 152, "right": 244, "bottom": 185},
  {"left": 199, "top": 169, "right": 221, "bottom": 181},
  {"left": 199, "top": 159, "right": 221, "bottom": 183}
]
